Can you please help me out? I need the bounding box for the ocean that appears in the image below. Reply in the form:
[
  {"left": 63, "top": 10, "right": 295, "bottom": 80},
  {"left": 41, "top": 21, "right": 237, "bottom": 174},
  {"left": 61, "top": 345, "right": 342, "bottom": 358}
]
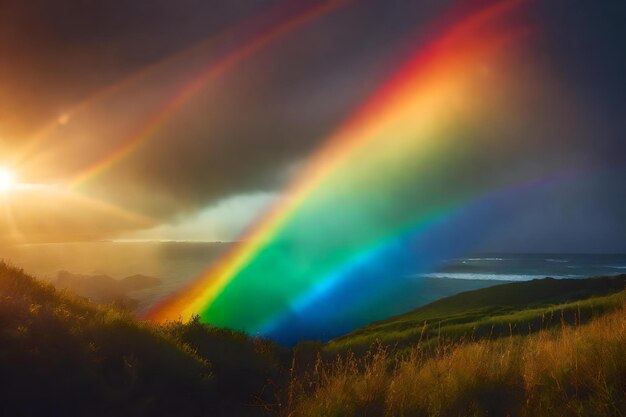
[
  {"left": 2, "top": 243, "right": 625, "bottom": 340},
  {"left": 418, "top": 253, "right": 626, "bottom": 281}
]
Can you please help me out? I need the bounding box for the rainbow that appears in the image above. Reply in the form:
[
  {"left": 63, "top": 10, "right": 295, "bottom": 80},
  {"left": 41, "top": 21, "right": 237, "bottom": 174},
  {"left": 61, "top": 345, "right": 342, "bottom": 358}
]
[
  {"left": 147, "top": 0, "right": 533, "bottom": 335},
  {"left": 69, "top": 0, "right": 350, "bottom": 189}
]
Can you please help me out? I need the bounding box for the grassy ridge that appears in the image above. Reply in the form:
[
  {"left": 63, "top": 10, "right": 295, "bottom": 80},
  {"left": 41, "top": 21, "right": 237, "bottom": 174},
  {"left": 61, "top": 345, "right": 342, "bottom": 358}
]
[
  {"left": 287, "top": 302, "right": 626, "bottom": 417},
  {"left": 326, "top": 276, "right": 626, "bottom": 353}
]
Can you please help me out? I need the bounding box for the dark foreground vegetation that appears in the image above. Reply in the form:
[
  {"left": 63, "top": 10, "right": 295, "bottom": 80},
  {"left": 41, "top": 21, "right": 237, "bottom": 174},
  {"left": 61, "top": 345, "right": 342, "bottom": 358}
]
[
  {"left": 0, "top": 262, "right": 285, "bottom": 417},
  {"left": 1, "top": 262, "right": 625, "bottom": 416}
]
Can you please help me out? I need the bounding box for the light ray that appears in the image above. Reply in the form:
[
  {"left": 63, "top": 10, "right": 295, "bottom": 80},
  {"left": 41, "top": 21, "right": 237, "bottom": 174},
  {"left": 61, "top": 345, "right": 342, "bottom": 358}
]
[{"left": 68, "top": 0, "right": 351, "bottom": 189}]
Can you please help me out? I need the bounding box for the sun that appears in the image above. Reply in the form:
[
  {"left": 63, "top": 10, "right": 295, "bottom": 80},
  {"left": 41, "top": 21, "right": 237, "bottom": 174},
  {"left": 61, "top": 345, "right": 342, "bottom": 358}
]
[{"left": 0, "top": 168, "right": 17, "bottom": 193}]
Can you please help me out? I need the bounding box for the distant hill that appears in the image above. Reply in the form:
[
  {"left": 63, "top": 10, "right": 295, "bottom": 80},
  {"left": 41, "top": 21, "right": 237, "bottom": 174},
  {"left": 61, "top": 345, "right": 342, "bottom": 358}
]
[
  {"left": 53, "top": 270, "right": 162, "bottom": 309},
  {"left": 326, "top": 275, "right": 626, "bottom": 353},
  {"left": 121, "top": 274, "right": 162, "bottom": 291}
]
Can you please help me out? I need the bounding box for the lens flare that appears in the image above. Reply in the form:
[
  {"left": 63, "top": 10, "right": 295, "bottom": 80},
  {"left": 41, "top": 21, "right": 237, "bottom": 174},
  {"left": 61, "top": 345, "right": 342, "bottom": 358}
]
[{"left": 0, "top": 168, "right": 17, "bottom": 193}]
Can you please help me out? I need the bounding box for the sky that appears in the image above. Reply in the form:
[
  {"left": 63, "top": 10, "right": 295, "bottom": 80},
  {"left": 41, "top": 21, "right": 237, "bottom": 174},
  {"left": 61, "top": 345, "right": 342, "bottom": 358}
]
[{"left": 0, "top": 0, "right": 625, "bottom": 252}]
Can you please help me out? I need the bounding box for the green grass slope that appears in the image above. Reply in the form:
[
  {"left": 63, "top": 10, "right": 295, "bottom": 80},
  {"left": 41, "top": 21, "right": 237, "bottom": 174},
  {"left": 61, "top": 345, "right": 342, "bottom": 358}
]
[{"left": 326, "top": 275, "right": 626, "bottom": 353}]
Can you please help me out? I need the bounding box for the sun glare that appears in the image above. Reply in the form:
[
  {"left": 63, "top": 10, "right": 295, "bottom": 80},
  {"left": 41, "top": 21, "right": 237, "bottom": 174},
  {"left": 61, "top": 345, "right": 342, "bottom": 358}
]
[{"left": 0, "top": 168, "right": 17, "bottom": 193}]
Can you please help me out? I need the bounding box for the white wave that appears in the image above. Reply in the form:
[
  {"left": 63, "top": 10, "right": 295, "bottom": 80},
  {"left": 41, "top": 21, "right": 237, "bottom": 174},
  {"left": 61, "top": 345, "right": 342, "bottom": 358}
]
[
  {"left": 412, "top": 273, "right": 578, "bottom": 281},
  {"left": 462, "top": 257, "right": 507, "bottom": 262},
  {"left": 545, "top": 258, "right": 570, "bottom": 263},
  {"left": 606, "top": 265, "right": 626, "bottom": 269}
]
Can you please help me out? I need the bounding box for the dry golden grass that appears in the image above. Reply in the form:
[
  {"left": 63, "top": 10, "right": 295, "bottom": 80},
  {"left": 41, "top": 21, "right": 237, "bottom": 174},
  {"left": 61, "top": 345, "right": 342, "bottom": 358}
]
[{"left": 285, "top": 303, "right": 626, "bottom": 417}]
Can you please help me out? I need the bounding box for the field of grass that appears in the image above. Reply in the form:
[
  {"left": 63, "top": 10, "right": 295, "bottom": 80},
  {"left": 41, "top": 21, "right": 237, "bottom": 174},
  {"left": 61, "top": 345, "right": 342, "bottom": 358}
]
[
  {"left": 2, "top": 261, "right": 626, "bottom": 416},
  {"left": 285, "top": 301, "right": 626, "bottom": 417}
]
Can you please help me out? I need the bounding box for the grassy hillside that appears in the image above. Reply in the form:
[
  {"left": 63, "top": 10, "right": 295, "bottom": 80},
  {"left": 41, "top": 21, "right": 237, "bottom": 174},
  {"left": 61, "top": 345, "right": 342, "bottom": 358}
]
[
  {"left": 0, "top": 262, "right": 285, "bottom": 417},
  {"left": 326, "top": 276, "right": 626, "bottom": 353},
  {"left": 2, "top": 261, "right": 626, "bottom": 417}
]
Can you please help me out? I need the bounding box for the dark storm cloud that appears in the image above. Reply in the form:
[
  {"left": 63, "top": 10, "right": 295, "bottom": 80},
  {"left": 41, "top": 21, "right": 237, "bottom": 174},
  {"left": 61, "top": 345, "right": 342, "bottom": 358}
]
[
  {"left": 1, "top": 0, "right": 625, "bottom": 250},
  {"left": 531, "top": 0, "right": 626, "bottom": 166}
]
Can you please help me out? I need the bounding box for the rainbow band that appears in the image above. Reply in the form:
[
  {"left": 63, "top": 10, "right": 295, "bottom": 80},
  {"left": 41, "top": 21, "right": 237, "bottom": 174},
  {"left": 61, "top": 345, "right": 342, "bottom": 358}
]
[{"left": 147, "top": 0, "right": 531, "bottom": 334}]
